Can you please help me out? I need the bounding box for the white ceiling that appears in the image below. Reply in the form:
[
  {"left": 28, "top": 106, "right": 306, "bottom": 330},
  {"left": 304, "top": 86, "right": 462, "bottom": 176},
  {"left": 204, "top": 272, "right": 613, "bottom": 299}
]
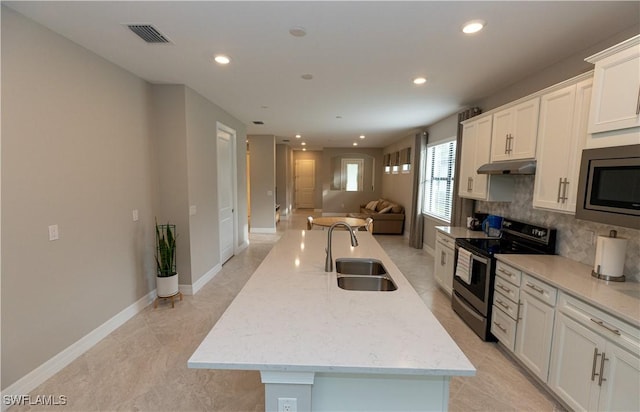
[{"left": 5, "top": 1, "right": 639, "bottom": 150}]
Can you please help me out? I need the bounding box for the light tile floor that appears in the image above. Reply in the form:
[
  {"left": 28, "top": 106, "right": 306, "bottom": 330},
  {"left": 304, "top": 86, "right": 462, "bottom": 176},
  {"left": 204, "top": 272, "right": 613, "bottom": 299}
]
[{"left": 12, "top": 211, "right": 565, "bottom": 411}]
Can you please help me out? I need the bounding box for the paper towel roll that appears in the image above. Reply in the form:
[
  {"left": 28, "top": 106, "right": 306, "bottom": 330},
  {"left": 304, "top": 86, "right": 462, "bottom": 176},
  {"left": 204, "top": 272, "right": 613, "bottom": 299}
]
[{"left": 594, "top": 235, "right": 627, "bottom": 278}]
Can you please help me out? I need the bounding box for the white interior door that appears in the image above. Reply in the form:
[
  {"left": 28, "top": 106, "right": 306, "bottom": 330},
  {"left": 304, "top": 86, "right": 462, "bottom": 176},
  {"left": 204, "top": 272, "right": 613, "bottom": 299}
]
[
  {"left": 217, "top": 124, "right": 235, "bottom": 264},
  {"left": 295, "top": 159, "right": 315, "bottom": 209}
]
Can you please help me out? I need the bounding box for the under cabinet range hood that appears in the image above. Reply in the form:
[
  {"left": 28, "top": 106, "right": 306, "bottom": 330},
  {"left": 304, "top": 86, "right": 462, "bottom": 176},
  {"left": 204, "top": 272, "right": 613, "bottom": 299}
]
[{"left": 477, "top": 160, "right": 536, "bottom": 175}]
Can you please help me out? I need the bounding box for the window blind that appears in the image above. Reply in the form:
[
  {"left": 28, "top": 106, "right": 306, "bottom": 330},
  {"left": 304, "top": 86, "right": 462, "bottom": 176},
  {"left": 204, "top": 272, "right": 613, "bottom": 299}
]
[{"left": 422, "top": 140, "right": 456, "bottom": 222}]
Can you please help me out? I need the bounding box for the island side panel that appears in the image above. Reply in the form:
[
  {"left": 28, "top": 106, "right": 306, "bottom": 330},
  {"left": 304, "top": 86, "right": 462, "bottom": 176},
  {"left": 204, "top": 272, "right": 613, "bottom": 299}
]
[{"left": 311, "top": 373, "right": 449, "bottom": 411}]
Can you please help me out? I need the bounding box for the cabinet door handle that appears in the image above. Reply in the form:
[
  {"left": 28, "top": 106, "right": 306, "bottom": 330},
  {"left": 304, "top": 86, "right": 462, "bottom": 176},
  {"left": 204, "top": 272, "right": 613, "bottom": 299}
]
[
  {"left": 497, "top": 268, "right": 515, "bottom": 279},
  {"left": 508, "top": 134, "right": 514, "bottom": 154},
  {"left": 493, "top": 321, "right": 507, "bottom": 333},
  {"left": 590, "top": 318, "right": 621, "bottom": 336},
  {"left": 636, "top": 85, "right": 640, "bottom": 115},
  {"left": 441, "top": 251, "right": 447, "bottom": 266},
  {"left": 562, "top": 178, "right": 569, "bottom": 203},
  {"left": 557, "top": 177, "right": 563, "bottom": 203},
  {"left": 526, "top": 282, "right": 544, "bottom": 294},
  {"left": 504, "top": 134, "right": 510, "bottom": 154},
  {"left": 591, "top": 348, "right": 600, "bottom": 381},
  {"left": 598, "top": 352, "right": 608, "bottom": 386},
  {"left": 496, "top": 298, "right": 510, "bottom": 311}
]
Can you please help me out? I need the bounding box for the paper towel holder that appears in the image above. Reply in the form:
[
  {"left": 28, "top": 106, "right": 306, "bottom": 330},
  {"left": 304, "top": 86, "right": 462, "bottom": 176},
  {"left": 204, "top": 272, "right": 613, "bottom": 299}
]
[{"left": 591, "top": 230, "right": 626, "bottom": 282}]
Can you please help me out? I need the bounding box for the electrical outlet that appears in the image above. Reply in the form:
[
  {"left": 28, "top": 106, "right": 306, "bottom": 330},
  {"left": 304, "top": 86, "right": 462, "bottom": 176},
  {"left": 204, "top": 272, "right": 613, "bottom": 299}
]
[
  {"left": 132, "top": 209, "right": 139, "bottom": 221},
  {"left": 48, "top": 224, "right": 59, "bottom": 241},
  {"left": 277, "top": 397, "right": 297, "bottom": 412}
]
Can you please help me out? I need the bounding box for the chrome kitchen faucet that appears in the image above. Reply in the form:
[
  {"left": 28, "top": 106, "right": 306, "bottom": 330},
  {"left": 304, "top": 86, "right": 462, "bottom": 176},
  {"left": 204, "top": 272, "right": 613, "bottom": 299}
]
[{"left": 325, "top": 222, "right": 359, "bottom": 272}]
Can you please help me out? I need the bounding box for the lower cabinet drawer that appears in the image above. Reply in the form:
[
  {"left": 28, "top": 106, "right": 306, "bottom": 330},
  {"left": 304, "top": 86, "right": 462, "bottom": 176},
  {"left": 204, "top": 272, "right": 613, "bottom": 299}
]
[
  {"left": 491, "top": 306, "right": 517, "bottom": 351},
  {"left": 493, "top": 290, "right": 519, "bottom": 320}
]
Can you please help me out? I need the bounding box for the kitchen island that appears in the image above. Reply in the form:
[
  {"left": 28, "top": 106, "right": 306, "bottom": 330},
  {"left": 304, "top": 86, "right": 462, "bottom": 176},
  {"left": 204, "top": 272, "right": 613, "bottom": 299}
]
[{"left": 189, "top": 230, "right": 475, "bottom": 411}]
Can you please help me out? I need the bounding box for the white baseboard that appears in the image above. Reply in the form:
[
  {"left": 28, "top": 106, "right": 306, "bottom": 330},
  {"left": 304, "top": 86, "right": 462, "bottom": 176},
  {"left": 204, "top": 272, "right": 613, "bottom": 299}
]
[
  {"left": 236, "top": 240, "right": 249, "bottom": 254},
  {"left": 423, "top": 243, "right": 435, "bottom": 257},
  {"left": 182, "top": 264, "right": 222, "bottom": 296},
  {"left": 1, "top": 290, "right": 155, "bottom": 411},
  {"left": 250, "top": 228, "right": 277, "bottom": 234}
]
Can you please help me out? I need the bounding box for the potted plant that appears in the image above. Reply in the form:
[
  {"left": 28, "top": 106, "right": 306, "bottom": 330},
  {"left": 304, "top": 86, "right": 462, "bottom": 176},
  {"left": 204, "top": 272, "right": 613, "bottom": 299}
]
[{"left": 155, "top": 219, "right": 178, "bottom": 298}]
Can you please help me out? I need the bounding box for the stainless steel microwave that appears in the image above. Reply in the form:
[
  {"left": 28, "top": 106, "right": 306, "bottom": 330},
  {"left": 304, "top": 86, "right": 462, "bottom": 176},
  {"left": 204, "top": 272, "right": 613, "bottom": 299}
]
[{"left": 575, "top": 144, "right": 640, "bottom": 229}]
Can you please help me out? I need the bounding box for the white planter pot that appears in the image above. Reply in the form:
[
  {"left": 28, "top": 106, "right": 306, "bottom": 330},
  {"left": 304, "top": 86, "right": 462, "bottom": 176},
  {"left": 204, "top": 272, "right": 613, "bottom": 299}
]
[{"left": 156, "top": 273, "right": 179, "bottom": 297}]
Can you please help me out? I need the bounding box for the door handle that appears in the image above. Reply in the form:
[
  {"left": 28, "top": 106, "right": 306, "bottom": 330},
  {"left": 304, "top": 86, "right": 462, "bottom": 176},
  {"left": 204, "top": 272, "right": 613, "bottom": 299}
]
[
  {"left": 591, "top": 348, "right": 600, "bottom": 381},
  {"left": 507, "top": 134, "right": 513, "bottom": 154},
  {"left": 636, "top": 85, "right": 640, "bottom": 115},
  {"left": 561, "top": 178, "right": 569, "bottom": 203},
  {"left": 504, "top": 134, "right": 509, "bottom": 154},
  {"left": 557, "top": 177, "right": 563, "bottom": 203},
  {"left": 598, "top": 352, "right": 608, "bottom": 386},
  {"left": 441, "top": 251, "right": 446, "bottom": 266}
]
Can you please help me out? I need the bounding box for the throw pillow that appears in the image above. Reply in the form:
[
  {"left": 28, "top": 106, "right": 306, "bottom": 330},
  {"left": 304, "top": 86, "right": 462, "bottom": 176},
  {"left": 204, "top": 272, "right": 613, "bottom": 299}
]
[
  {"left": 391, "top": 204, "right": 403, "bottom": 213},
  {"left": 378, "top": 206, "right": 393, "bottom": 214},
  {"left": 365, "top": 200, "right": 378, "bottom": 211},
  {"left": 376, "top": 200, "right": 390, "bottom": 211}
]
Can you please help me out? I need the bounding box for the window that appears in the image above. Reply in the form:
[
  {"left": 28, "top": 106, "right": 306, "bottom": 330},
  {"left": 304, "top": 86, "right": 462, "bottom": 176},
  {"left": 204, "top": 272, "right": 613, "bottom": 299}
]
[
  {"left": 341, "top": 158, "right": 364, "bottom": 191},
  {"left": 422, "top": 139, "right": 456, "bottom": 222},
  {"left": 400, "top": 147, "right": 411, "bottom": 174}
]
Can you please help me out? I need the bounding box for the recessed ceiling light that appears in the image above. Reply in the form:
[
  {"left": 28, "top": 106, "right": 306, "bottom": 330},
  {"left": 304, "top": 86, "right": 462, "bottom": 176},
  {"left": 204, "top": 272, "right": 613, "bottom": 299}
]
[
  {"left": 301, "top": 74, "right": 313, "bottom": 80},
  {"left": 359, "top": 135, "right": 366, "bottom": 139},
  {"left": 289, "top": 26, "right": 307, "bottom": 37},
  {"left": 462, "top": 20, "right": 485, "bottom": 34},
  {"left": 301, "top": 142, "right": 306, "bottom": 146},
  {"left": 214, "top": 55, "right": 230, "bottom": 65},
  {"left": 413, "top": 77, "right": 427, "bottom": 85},
  {"left": 302, "top": 148, "right": 307, "bottom": 151},
  {"left": 295, "top": 134, "right": 301, "bottom": 138},
  {"left": 353, "top": 142, "right": 358, "bottom": 146}
]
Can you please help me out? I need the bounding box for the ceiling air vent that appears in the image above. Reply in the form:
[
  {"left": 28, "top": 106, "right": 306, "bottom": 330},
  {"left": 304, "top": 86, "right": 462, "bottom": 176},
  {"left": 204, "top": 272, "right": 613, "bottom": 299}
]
[{"left": 126, "top": 24, "right": 171, "bottom": 43}]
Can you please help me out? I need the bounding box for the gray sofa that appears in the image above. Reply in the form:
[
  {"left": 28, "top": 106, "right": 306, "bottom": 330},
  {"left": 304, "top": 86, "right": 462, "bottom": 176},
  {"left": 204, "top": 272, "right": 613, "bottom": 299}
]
[{"left": 347, "top": 198, "right": 405, "bottom": 235}]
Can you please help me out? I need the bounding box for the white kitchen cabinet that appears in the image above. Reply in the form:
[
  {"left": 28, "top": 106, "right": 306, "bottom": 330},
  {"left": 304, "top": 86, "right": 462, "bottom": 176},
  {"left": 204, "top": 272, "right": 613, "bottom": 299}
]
[
  {"left": 459, "top": 116, "right": 513, "bottom": 201},
  {"left": 490, "top": 98, "right": 540, "bottom": 162},
  {"left": 491, "top": 262, "right": 522, "bottom": 352},
  {"left": 434, "top": 232, "right": 455, "bottom": 296},
  {"left": 586, "top": 35, "right": 640, "bottom": 134},
  {"left": 533, "top": 78, "right": 592, "bottom": 213},
  {"left": 515, "top": 275, "right": 557, "bottom": 382},
  {"left": 548, "top": 293, "right": 640, "bottom": 412}
]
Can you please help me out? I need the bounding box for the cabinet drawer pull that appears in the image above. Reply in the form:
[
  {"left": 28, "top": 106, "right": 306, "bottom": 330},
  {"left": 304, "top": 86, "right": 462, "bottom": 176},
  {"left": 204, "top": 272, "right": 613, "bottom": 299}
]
[
  {"left": 493, "top": 321, "right": 507, "bottom": 333},
  {"left": 497, "top": 268, "right": 515, "bottom": 278},
  {"left": 496, "top": 298, "right": 510, "bottom": 310},
  {"left": 526, "top": 283, "right": 544, "bottom": 294},
  {"left": 591, "top": 348, "right": 600, "bottom": 381},
  {"left": 590, "top": 318, "right": 621, "bottom": 336},
  {"left": 497, "top": 283, "right": 512, "bottom": 293},
  {"left": 598, "top": 352, "right": 608, "bottom": 386}
]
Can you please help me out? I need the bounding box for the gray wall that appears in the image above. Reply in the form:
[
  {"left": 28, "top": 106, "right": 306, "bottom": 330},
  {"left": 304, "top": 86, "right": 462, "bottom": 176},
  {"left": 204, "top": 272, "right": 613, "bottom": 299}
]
[
  {"left": 1, "top": 8, "right": 249, "bottom": 390},
  {"left": 321, "top": 148, "right": 383, "bottom": 213},
  {"left": 248, "top": 135, "right": 276, "bottom": 232},
  {"left": 2, "top": 8, "right": 157, "bottom": 388},
  {"left": 276, "top": 144, "right": 294, "bottom": 216}
]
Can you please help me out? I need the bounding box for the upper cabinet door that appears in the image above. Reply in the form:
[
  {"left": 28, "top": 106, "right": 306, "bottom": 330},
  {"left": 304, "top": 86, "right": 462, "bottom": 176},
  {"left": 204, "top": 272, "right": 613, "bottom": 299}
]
[
  {"left": 491, "top": 98, "right": 540, "bottom": 162},
  {"left": 587, "top": 40, "right": 640, "bottom": 134}
]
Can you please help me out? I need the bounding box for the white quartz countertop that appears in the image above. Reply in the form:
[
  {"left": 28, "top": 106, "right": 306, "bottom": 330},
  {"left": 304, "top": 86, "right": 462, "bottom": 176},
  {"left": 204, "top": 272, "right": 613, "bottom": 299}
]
[
  {"left": 189, "top": 230, "right": 475, "bottom": 376},
  {"left": 435, "top": 226, "right": 493, "bottom": 239},
  {"left": 496, "top": 254, "right": 640, "bottom": 327}
]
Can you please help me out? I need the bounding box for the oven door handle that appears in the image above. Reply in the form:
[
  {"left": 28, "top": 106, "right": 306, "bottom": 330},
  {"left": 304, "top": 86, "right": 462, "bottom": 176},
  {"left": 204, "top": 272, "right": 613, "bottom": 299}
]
[{"left": 470, "top": 253, "right": 489, "bottom": 265}]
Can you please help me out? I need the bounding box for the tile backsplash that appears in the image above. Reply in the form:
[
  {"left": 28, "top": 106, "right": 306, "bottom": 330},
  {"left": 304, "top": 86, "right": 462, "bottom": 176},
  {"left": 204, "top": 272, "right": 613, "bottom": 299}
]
[{"left": 476, "top": 175, "right": 640, "bottom": 282}]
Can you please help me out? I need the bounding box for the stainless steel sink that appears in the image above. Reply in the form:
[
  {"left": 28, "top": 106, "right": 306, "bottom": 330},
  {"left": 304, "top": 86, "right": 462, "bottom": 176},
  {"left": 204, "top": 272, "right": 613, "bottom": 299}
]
[
  {"left": 335, "top": 258, "right": 397, "bottom": 291},
  {"left": 337, "top": 275, "right": 397, "bottom": 291},
  {"left": 335, "top": 258, "right": 387, "bottom": 276}
]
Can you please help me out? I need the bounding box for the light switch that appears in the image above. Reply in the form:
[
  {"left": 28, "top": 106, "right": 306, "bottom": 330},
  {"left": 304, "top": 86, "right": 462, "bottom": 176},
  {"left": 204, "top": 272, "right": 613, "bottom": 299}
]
[
  {"left": 189, "top": 205, "right": 197, "bottom": 216},
  {"left": 132, "top": 209, "right": 139, "bottom": 222},
  {"left": 48, "top": 224, "right": 59, "bottom": 241}
]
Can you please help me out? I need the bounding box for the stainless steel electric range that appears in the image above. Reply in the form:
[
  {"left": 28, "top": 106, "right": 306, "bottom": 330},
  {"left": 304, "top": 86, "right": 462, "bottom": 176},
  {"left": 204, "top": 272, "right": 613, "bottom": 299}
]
[{"left": 452, "top": 218, "right": 557, "bottom": 341}]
